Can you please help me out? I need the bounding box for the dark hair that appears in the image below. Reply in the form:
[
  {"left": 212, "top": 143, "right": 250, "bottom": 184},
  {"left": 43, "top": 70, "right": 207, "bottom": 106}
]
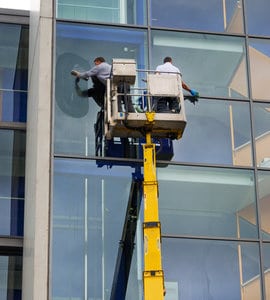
[
  {"left": 163, "top": 56, "right": 172, "bottom": 63},
  {"left": 94, "top": 56, "right": 106, "bottom": 63}
]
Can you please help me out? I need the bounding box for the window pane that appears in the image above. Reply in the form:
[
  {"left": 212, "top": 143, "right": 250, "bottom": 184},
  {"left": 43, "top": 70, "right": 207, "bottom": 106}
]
[
  {"left": 151, "top": 0, "right": 244, "bottom": 34},
  {"left": 0, "top": 130, "right": 25, "bottom": 236},
  {"left": 158, "top": 165, "right": 257, "bottom": 238},
  {"left": 0, "top": 91, "right": 27, "bottom": 122},
  {"left": 56, "top": 0, "right": 146, "bottom": 25},
  {"left": 55, "top": 22, "right": 147, "bottom": 156},
  {"left": 253, "top": 103, "right": 270, "bottom": 168},
  {"left": 258, "top": 171, "right": 270, "bottom": 240},
  {"left": 0, "top": 24, "right": 28, "bottom": 91},
  {"left": 172, "top": 99, "right": 252, "bottom": 166},
  {"left": 263, "top": 243, "right": 270, "bottom": 300},
  {"left": 151, "top": 31, "right": 248, "bottom": 99},
  {"left": 245, "top": 0, "right": 270, "bottom": 36},
  {"left": 0, "top": 256, "right": 22, "bottom": 300},
  {"left": 162, "top": 239, "right": 261, "bottom": 300},
  {"left": 52, "top": 158, "right": 138, "bottom": 299},
  {"left": 249, "top": 39, "right": 270, "bottom": 101}
]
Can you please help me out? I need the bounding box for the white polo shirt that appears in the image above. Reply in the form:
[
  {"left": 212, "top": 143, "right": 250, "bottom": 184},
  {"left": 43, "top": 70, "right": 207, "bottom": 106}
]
[{"left": 156, "top": 62, "right": 181, "bottom": 76}]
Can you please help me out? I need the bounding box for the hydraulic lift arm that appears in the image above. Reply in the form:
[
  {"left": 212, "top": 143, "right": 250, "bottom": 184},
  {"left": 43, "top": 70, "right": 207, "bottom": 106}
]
[
  {"left": 100, "top": 60, "right": 194, "bottom": 299},
  {"left": 143, "top": 112, "right": 165, "bottom": 300}
]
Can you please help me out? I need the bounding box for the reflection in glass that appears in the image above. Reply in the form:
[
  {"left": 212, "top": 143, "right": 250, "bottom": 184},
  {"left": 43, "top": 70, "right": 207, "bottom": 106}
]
[
  {"left": 249, "top": 39, "right": 270, "bottom": 101},
  {"left": 0, "top": 24, "right": 28, "bottom": 91},
  {"left": 172, "top": 99, "right": 252, "bottom": 166},
  {"left": 52, "top": 158, "right": 138, "bottom": 299},
  {"left": 162, "top": 239, "right": 261, "bottom": 300},
  {"left": 253, "top": 103, "right": 270, "bottom": 167},
  {"left": 0, "top": 256, "right": 22, "bottom": 300},
  {"left": 245, "top": 0, "right": 270, "bottom": 36},
  {"left": 0, "top": 91, "right": 27, "bottom": 122},
  {"left": 55, "top": 22, "right": 147, "bottom": 156},
  {"left": 151, "top": 31, "right": 248, "bottom": 99},
  {"left": 151, "top": 0, "right": 243, "bottom": 34},
  {"left": 157, "top": 165, "right": 257, "bottom": 239},
  {"left": 0, "top": 130, "right": 25, "bottom": 236},
  {"left": 56, "top": 0, "right": 145, "bottom": 25},
  {"left": 263, "top": 243, "right": 270, "bottom": 300},
  {"left": 257, "top": 171, "right": 270, "bottom": 240}
]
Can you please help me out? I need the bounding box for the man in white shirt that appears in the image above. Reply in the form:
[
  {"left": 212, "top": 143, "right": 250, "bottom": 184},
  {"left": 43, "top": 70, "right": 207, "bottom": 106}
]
[{"left": 155, "top": 56, "right": 199, "bottom": 112}]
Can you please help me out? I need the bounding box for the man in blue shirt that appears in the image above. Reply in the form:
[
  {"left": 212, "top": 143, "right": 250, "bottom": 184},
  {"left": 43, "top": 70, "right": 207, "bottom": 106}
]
[{"left": 71, "top": 56, "right": 111, "bottom": 107}]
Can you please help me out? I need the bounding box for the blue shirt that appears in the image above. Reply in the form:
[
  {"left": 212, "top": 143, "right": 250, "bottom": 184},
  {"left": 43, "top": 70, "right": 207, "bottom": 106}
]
[{"left": 79, "top": 62, "right": 112, "bottom": 85}]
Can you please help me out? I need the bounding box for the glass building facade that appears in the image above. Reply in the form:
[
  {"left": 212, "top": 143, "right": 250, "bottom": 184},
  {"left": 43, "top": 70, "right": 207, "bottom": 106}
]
[
  {"left": 0, "top": 10, "right": 29, "bottom": 300},
  {"left": 52, "top": 0, "right": 270, "bottom": 299},
  {"left": 2, "top": 0, "right": 270, "bottom": 299}
]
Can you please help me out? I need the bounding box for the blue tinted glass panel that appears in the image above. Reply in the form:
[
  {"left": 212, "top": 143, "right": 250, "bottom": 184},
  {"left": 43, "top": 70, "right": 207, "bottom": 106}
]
[
  {"left": 158, "top": 165, "right": 257, "bottom": 238},
  {"left": 151, "top": 31, "right": 248, "bottom": 99},
  {"left": 0, "top": 130, "right": 25, "bottom": 236},
  {"left": 245, "top": 0, "right": 270, "bottom": 36},
  {"left": 0, "top": 24, "right": 28, "bottom": 91},
  {"left": 0, "top": 91, "right": 27, "bottom": 122},
  {"left": 56, "top": 0, "right": 146, "bottom": 25},
  {"left": 162, "top": 239, "right": 261, "bottom": 300},
  {"left": 171, "top": 99, "right": 252, "bottom": 166},
  {"left": 55, "top": 22, "right": 147, "bottom": 156},
  {"left": 151, "top": 0, "right": 243, "bottom": 34},
  {"left": 0, "top": 256, "right": 22, "bottom": 300},
  {"left": 52, "top": 158, "right": 140, "bottom": 299}
]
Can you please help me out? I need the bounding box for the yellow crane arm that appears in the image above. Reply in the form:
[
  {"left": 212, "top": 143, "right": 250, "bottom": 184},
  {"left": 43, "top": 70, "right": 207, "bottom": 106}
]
[{"left": 143, "top": 113, "right": 165, "bottom": 299}]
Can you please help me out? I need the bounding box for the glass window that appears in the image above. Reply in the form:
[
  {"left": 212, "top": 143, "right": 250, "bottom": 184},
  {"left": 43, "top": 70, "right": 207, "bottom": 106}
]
[
  {"left": 258, "top": 171, "right": 270, "bottom": 240},
  {"left": 245, "top": 0, "right": 270, "bottom": 36},
  {"left": 151, "top": 31, "right": 248, "bottom": 99},
  {"left": 0, "top": 24, "right": 28, "bottom": 123},
  {"left": 0, "top": 91, "right": 27, "bottom": 123},
  {"left": 151, "top": 0, "right": 244, "bottom": 34},
  {"left": 52, "top": 158, "right": 140, "bottom": 299},
  {"left": 55, "top": 22, "right": 147, "bottom": 156},
  {"left": 0, "top": 256, "right": 22, "bottom": 300},
  {"left": 172, "top": 99, "right": 252, "bottom": 166},
  {"left": 0, "top": 130, "right": 25, "bottom": 236},
  {"left": 263, "top": 243, "right": 270, "bottom": 300},
  {"left": 56, "top": 0, "right": 146, "bottom": 25},
  {"left": 162, "top": 239, "right": 261, "bottom": 300},
  {"left": 0, "top": 24, "right": 28, "bottom": 91},
  {"left": 248, "top": 38, "right": 270, "bottom": 101},
  {"left": 253, "top": 103, "right": 270, "bottom": 168},
  {"left": 157, "top": 165, "right": 257, "bottom": 239}
]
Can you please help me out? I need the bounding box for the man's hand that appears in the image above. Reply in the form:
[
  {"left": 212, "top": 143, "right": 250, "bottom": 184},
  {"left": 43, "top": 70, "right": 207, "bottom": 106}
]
[{"left": 71, "top": 70, "right": 80, "bottom": 77}]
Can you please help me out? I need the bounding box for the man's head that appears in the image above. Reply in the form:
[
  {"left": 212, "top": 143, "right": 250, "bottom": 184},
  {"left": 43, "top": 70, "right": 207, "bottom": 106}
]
[
  {"left": 163, "top": 56, "right": 172, "bottom": 63},
  {"left": 94, "top": 57, "right": 106, "bottom": 65}
]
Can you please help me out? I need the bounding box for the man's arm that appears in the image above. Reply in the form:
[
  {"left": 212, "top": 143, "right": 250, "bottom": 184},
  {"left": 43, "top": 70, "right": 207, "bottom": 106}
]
[
  {"left": 182, "top": 80, "right": 199, "bottom": 97},
  {"left": 71, "top": 65, "right": 99, "bottom": 80},
  {"left": 182, "top": 81, "right": 191, "bottom": 92}
]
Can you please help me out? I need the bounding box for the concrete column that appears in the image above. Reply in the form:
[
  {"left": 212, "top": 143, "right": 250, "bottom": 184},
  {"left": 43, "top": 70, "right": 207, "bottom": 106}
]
[{"left": 22, "top": 0, "right": 53, "bottom": 299}]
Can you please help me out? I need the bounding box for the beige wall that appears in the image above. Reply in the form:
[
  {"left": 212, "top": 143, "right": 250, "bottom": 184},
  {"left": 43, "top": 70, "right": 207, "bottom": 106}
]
[{"left": 233, "top": 131, "right": 270, "bottom": 166}]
